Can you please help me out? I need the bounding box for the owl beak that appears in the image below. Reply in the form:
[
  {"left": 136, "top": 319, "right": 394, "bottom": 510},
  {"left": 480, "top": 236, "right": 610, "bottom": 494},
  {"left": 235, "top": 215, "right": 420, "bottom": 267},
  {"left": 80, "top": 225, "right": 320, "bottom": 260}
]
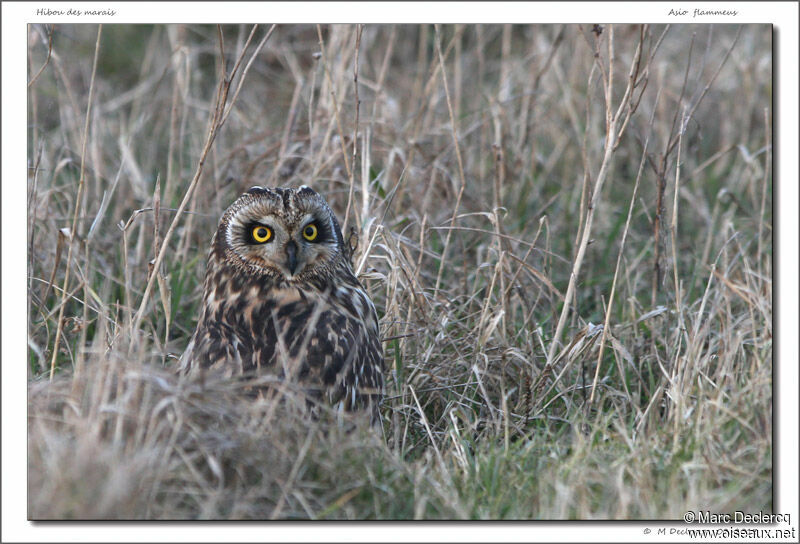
[{"left": 285, "top": 240, "right": 299, "bottom": 275}]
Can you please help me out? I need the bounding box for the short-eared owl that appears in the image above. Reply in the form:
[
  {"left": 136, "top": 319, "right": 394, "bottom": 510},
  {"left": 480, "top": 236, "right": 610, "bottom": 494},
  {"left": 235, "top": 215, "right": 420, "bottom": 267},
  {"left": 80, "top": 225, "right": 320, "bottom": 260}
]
[{"left": 180, "top": 186, "right": 383, "bottom": 424}]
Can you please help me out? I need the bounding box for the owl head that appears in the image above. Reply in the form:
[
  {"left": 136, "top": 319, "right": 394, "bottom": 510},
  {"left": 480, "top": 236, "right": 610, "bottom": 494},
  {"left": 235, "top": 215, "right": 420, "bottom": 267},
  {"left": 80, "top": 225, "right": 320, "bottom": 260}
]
[{"left": 212, "top": 186, "right": 347, "bottom": 282}]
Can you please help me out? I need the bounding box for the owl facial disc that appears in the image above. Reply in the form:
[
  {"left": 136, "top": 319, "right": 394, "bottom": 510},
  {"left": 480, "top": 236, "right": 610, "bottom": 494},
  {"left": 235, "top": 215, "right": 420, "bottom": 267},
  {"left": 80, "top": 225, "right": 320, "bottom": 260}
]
[{"left": 217, "top": 186, "right": 345, "bottom": 283}]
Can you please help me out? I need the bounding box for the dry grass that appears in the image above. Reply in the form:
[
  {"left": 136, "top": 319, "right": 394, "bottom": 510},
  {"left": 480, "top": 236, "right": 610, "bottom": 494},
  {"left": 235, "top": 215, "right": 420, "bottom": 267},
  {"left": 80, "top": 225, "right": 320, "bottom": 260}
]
[{"left": 27, "top": 23, "right": 772, "bottom": 519}]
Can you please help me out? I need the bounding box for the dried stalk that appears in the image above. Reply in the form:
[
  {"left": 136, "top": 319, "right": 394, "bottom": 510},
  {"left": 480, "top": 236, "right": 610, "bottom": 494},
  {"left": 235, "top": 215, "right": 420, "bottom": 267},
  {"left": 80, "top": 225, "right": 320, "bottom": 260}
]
[
  {"left": 49, "top": 25, "right": 102, "bottom": 380},
  {"left": 131, "top": 25, "right": 273, "bottom": 337},
  {"left": 433, "top": 24, "right": 468, "bottom": 297},
  {"left": 545, "top": 25, "right": 645, "bottom": 372}
]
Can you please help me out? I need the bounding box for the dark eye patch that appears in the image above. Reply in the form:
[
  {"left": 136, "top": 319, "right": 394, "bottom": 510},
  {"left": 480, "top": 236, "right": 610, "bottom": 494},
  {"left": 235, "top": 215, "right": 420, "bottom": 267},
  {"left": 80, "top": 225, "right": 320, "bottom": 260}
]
[
  {"left": 246, "top": 222, "right": 273, "bottom": 244},
  {"left": 305, "top": 216, "right": 333, "bottom": 243}
]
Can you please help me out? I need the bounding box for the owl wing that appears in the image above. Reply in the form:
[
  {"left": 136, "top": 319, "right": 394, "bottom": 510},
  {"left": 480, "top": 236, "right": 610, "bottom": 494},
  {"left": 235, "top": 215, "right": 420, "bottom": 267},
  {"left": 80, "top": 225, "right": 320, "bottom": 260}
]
[
  {"left": 274, "top": 286, "right": 384, "bottom": 423},
  {"left": 180, "top": 320, "right": 249, "bottom": 378}
]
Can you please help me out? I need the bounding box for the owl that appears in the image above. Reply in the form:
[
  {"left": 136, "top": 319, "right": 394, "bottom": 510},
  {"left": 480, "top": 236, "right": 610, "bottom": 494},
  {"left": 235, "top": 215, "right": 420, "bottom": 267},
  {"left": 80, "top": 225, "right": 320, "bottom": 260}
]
[{"left": 180, "top": 186, "right": 383, "bottom": 426}]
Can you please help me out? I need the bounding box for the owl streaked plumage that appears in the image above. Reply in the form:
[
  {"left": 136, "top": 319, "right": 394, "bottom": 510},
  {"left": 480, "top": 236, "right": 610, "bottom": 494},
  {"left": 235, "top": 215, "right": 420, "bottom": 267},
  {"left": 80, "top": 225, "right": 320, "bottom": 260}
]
[{"left": 180, "top": 186, "right": 383, "bottom": 425}]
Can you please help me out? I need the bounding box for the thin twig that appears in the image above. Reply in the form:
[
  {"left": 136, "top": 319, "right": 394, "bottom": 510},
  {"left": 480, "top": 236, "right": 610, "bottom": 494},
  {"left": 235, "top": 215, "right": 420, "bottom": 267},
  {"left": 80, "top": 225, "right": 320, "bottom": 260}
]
[
  {"left": 545, "top": 24, "right": 645, "bottom": 370},
  {"left": 49, "top": 25, "right": 102, "bottom": 380},
  {"left": 316, "top": 25, "right": 353, "bottom": 181},
  {"left": 433, "top": 24, "right": 468, "bottom": 297},
  {"left": 131, "top": 25, "right": 274, "bottom": 337},
  {"left": 27, "top": 24, "right": 54, "bottom": 88},
  {"left": 343, "top": 24, "right": 363, "bottom": 233},
  {"left": 588, "top": 90, "right": 658, "bottom": 404},
  {"left": 220, "top": 24, "right": 276, "bottom": 126}
]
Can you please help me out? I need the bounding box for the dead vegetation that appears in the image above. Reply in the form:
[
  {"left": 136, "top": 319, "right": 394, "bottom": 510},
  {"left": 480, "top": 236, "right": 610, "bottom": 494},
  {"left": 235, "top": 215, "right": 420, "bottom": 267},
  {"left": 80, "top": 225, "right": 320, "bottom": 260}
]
[{"left": 27, "top": 23, "right": 772, "bottom": 519}]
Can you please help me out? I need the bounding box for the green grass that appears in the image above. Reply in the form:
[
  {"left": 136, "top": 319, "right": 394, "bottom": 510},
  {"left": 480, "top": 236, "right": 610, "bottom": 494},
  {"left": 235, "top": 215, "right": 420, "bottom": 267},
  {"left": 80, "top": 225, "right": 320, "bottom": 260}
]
[{"left": 27, "top": 23, "right": 771, "bottom": 519}]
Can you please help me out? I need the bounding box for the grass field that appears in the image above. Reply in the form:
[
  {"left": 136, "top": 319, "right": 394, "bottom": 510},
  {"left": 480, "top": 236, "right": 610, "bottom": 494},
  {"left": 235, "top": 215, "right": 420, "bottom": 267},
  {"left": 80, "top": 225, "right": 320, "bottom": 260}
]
[{"left": 26, "top": 23, "right": 772, "bottom": 520}]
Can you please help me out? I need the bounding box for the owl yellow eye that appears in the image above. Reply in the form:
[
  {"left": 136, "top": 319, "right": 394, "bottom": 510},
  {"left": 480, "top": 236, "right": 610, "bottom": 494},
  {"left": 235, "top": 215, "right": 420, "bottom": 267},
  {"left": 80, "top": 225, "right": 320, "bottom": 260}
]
[
  {"left": 302, "top": 223, "right": 318, "bottom": 241},
  {"left": 251, "top": 226, "right": 272, "bottom": 243}
]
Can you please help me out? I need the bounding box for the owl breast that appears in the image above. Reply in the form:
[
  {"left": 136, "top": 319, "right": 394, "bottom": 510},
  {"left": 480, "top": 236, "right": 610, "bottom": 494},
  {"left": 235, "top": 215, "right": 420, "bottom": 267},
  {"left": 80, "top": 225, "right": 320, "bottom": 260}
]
[{"left": 182, "top": 260, "right": 383, "bottom": 419}]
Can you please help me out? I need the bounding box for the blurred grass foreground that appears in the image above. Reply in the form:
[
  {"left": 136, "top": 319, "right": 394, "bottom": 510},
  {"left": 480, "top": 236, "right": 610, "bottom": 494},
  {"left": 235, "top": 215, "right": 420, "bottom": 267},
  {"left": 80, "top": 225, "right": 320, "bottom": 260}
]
[{"left": 27, "top": 24, "right": 772, "bottom": 519}]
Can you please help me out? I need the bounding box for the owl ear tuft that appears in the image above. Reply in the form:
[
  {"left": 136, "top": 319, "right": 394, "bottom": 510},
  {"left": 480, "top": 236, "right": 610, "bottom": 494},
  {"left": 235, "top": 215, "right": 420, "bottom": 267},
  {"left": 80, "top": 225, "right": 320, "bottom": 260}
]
[
  {"left": 297, "top": 185, "right": 317, "bottom": 197},
  {"left": 246, "top": 186, "right": 268, "bottom": 195}
]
